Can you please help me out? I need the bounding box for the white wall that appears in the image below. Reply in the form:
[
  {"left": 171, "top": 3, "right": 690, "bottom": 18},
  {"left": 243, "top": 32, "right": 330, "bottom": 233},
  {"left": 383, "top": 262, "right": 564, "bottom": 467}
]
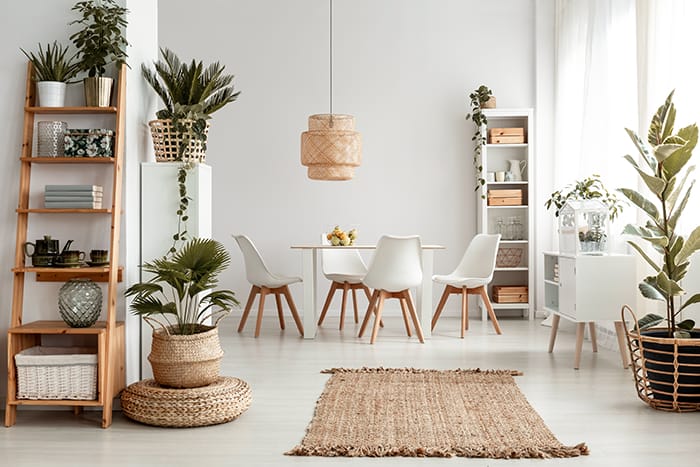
[{"left": 158, "top": 0, "right": 536, "bottom": 316}]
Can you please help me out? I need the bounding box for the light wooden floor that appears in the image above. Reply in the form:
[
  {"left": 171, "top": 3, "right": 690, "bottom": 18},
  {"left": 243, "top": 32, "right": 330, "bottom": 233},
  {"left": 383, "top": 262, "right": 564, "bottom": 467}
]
[{"left": 2, "top": 315, "right": 699, "bottom": 466}]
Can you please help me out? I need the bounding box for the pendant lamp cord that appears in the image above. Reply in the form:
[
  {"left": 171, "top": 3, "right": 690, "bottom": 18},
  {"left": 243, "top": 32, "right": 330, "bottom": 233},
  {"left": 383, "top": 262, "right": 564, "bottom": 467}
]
[{"left": 329, "top": 0, "right": 334, "bottom": 127}]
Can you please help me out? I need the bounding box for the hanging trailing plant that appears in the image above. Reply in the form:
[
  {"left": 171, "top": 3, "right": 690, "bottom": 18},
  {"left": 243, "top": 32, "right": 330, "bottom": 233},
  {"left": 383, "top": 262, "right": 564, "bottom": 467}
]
[
  {"left": 166, "top": 163, "right": 193, "bottom": 256},
  {"left": 466, "top": 85, "right": 494, "bottom": 197}
]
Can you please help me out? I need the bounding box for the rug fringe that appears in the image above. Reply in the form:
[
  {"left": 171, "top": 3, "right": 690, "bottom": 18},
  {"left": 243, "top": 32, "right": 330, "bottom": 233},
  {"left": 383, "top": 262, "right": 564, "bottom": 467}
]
[
  {"left": 321, "top": 367, "right": 523, "bottom": 376},
  {"left": 285, "top": 442, "right": 589, "bottom": 458}
]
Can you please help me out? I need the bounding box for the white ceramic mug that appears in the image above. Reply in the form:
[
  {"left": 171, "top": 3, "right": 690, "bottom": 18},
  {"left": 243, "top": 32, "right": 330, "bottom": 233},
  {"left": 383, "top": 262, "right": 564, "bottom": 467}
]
[{"left": 495, "top": 171, "right": 506, "bottom": 182}]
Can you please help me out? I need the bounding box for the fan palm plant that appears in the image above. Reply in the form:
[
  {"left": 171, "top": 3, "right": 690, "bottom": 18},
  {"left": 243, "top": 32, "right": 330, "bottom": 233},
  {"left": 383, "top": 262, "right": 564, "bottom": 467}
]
[{"left": 125, "top": 238, "right": 239, "bottom": 335}]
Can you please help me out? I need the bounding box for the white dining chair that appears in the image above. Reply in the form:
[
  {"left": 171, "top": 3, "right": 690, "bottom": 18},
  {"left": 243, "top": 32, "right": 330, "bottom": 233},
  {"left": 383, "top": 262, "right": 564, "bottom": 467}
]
[
  {"left": 317, "top": 234, "right": 373, "bottom": 330},
  {"left": 358, "top": 235, "right": 424, "bottom": 344},
  {"left": 233, "top": 234, "right": 304, "bottom": 338},
  {"left": 431, "top": 233, "right": 502, "bottom": 337}
]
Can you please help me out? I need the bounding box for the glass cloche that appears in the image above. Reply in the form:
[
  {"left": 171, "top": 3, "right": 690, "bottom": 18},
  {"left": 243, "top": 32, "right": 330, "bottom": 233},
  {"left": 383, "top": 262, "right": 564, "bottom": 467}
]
[{"left": 558, "top": 199, "right": 609, "bottom": 255}]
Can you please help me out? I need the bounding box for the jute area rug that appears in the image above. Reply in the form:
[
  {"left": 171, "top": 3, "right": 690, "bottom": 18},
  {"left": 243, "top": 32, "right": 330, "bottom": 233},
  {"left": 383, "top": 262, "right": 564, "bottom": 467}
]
[{"left": 286, "top": 368, "right": 589, "bottom": 459}]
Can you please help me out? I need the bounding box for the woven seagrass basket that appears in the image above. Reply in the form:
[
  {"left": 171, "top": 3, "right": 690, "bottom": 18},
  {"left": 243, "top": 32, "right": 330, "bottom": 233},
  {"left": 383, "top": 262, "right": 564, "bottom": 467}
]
[
  {"left": 496, "top": 247, "right": 523, "bottom": 268},
  {"left": 622, "top": 305, "right": 700, "bottom": 412},
  {"left": 148, "top": 119, "right": 210, "bottom": 163},
  {"left": 148, "top": 324, "right": 223, "bottom": 389}
]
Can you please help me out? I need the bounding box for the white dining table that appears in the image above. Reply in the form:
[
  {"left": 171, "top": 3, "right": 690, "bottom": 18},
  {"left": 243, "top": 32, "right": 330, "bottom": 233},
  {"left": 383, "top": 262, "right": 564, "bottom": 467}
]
[{"left": 290, "top": 244, "right": 445, "bottom": 339}]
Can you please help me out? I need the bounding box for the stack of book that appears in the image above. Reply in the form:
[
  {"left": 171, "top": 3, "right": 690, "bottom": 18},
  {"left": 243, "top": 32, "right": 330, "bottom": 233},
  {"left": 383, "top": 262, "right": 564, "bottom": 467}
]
[{"left": 44, "top": 185, "right": 103, "bottom": 209}]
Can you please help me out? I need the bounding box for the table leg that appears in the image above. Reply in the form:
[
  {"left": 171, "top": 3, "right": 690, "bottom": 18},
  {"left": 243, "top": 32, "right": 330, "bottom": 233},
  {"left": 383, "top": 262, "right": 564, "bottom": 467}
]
[
  {"left": 301, "top": 249, "right": 318, "bottom": 339},
  {"left": 614, "top": 320, "right": 630, "bottom": 368},
  {"left": 417, "top": 249, "right": 434, "bottom": 339}
]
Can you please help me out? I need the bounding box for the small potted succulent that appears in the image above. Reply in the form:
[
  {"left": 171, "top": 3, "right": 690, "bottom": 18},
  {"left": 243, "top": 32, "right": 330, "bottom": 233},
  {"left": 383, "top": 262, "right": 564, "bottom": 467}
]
[
  {"left": 69, "top": 0, "right": 129, "bottom": 107},
  {"left": 466, "top": 85, "right": 495, "bottom": 196},
  {"left": 21, "top": 41, "right": 81, "bottom": 107}
]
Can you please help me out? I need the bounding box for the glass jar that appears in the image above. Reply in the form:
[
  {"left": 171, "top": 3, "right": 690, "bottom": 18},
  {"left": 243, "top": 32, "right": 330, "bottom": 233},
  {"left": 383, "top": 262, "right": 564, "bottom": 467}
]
[
  {"left": 495, "top": 217, "right": 504, "bottom": 237},
  {"left": 58, "top": 279, "right": 102, "bottom": 328}
]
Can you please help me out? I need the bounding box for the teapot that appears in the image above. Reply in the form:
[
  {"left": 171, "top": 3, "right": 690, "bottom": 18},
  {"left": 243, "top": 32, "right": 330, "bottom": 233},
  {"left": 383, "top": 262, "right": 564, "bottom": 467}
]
[
  {"left": 23, "top": 235, "right": 60, "bottom": 267},
  {"left": 507, "top": 159, "right": 527, "bottom": 181}
]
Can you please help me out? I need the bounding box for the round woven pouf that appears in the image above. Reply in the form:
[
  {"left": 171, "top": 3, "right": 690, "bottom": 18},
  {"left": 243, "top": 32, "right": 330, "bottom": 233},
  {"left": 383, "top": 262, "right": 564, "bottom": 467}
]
[{"left": 121, "top": 377, "right": 251, "bottom": 427}]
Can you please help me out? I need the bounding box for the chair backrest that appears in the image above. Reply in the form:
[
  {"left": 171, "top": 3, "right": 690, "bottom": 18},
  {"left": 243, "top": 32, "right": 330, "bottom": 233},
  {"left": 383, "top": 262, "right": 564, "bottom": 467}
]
[
  {"left": 232, "top": 234, "right": 277, "bottom": 286},
  {"left": 320, "top": 234, "right": 368, "bottom": 277},
  {"left": 451, "top": 234, "right": 501, "bottom": 280},
  {"left": 363, "top": 235, "right": 422, "bottom": 292}
]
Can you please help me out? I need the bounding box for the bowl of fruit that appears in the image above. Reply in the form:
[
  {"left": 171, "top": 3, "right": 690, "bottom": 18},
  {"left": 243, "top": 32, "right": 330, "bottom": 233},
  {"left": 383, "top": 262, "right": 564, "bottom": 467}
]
[{"left": 327, "top": 225, "right": 357, "bottom": 246}]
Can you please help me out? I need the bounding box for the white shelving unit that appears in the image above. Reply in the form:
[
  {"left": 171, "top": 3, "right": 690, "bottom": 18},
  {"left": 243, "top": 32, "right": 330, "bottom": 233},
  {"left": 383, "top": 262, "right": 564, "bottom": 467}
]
[{"left": 476, "top": 108, "right": 534, "bottom": 320}]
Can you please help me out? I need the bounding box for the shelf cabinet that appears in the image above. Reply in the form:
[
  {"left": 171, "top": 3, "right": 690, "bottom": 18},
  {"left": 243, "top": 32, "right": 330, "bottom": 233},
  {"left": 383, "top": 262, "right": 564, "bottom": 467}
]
[
  {"left": 476, "top": 108, "right": 534, "bottom": 320},
  {"left": 543, "top": 251, "right": 636, "bottom": 369},
  {"left": 5, "top": 63, "right": 126, "bottom": 428}
]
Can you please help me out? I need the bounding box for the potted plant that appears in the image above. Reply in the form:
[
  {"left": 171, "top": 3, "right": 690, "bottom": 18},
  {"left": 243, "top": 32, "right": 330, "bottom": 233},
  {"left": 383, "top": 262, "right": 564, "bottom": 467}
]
[
  {"left": 20, "top": 41, "right": 81, "bottom": 107},
  {"left": 69, "top": 0, "right": 129, "bottom": 107},
  {"left": 141, "top": 47, "right": 241, "bottom": 162},
  {"left": 545, "top": 174, "right": 625, "bottom": 220},
  {"left": 466, "top": 85, "right": 495, "bottom": 196},
  {"left": 618, "top": 90, "right": 700, "bottom": 411},
  {"left": 125, "top": 238, "right": 239, "bottom": 388}
]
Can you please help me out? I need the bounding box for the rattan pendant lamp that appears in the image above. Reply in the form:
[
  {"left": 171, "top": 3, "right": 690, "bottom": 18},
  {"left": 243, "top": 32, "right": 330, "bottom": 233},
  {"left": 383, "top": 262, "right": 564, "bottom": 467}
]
[{"left": 301, "top": 0, "right": 362, "bottom": 181}]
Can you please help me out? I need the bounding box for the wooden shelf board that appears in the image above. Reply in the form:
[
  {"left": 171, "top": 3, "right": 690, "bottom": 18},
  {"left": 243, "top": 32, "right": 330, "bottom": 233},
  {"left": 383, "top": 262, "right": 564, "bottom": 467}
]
[
  {"left": 8, "top": 320, "right": 125, "bottom": 335},
  {"left": 21, "top": 157, "right": 115, "bottom": 164},
  {"left": 17, "top": 208, "right": 111, "bottom": 214},
  {"left": 491, "top": 303, "right": 529, "bottom": 309},
  {"left": 495, "top": 267, "right": 528, "bottom": 271},
  {"left": 25, "top": 106, "right": 117, "bottom": 114},
  {"left": 13, "top": 266, "right": 123, "bottom": 282},
  {"left": 485, "top": 143, "right": 528, "bottom": 148}
]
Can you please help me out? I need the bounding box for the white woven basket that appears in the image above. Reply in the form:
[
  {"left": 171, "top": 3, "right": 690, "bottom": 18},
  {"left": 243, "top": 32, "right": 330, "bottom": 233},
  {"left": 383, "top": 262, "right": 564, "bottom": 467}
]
[
  {"left": 15, "top": 346, "right": 97, "bottom": 400},
  {"left": 148, "top": 119, "right": 209, "bottom": 163}
]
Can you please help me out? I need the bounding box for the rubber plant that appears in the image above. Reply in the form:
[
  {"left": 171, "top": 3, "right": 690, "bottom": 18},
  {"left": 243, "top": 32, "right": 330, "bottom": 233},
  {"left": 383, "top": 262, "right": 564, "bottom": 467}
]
[
  {"left": 466, "top": 85, "right": 494, "bottom": 197},
  {"left": 618, "top": 90, "right": 700, "bottom": 337},
  {"left": 545, "top": 174, "right": 625, "bottom": 221}
]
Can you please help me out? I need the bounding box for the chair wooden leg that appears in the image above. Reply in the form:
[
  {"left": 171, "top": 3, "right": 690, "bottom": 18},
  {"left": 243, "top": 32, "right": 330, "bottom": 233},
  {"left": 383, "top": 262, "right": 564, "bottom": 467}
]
[
  {"left": 358, "top": 290, "right": 379, "bottom": 338},
  {"left": 339, "top": 283, "right": 350, "bottom": 331},
  {"left": 282, "top": 285, "right": 304, "bottom": 336},
  {"left": 589, "top": 322, "right": 598, "bottom": 352},
  {"left": 318, "top": 282, "right": 338, "bottom": 326},
  {"left": 370, "top": 291, "right": 387, "bottom": 344},
  {"left": 275, "top": 291, "right": 285, "bottom": 330},
  {"left": 404, "top": 290, "right": 424, "bottom": 343},
  {"left": 478, "top": 286, "right": 502, "bottom": 335},
  {"left": 431, "top": 286, "right": 451, "bottom": 331},
  {"left": 399, "top": 297, "right": 412, "bottom": 337},
  {"left": 461, "top": 287, "right": 468, "bottom": 338},
  {"left": 238, "top": 286, "right": 259, "bottom": 333},
  {"left": 351, "top": 288, "right": 359, "bottom": 323},
  {"left": 254, "top": 287, "right": 268, "bottom": 338},
  {"left": 362, "top": 285, "right": 383, "bottom": 327}
]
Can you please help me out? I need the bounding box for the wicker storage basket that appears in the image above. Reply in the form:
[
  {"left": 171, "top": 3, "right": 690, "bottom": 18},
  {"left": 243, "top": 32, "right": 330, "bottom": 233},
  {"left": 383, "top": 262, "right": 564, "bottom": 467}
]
[
  {"left": 15, "top": 346, "right": 97, "bottom": 400},
  {"left": 148, "top": 324, "right": 223, "bottom": 389},
  {"left": 622, "top": 305, "right": 700, "bottom": 412},
  {"left": 148, "top": 119, "right": 210, "bottom": 163},
  {"left": 121, "top": 377, "right": 252, "bottom": 427},
  {"left": 496, "top": 247, "right": 523, "bottom": 268}
]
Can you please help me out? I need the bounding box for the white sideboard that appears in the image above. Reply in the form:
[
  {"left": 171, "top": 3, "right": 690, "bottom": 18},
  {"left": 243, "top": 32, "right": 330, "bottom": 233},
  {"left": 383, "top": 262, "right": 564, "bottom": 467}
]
[{"left": 543, "top": 251, "right": 636, "bottom": 369}]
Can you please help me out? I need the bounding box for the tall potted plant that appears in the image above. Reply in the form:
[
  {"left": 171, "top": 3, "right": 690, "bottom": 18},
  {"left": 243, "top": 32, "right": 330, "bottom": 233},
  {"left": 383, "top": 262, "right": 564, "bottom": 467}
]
[
  {"left": 466, "top": 85, "right": 495, "bottom": 196},
  {"left": 21, "top": 41, "right": 81, "bottom": 107},
  {"left": 125, "top": 238, "right": 239, "bottom": 388},
  {"left": 69, "top": 0, "right": 129, "bottom": 107},
  {"left": 141, "top": 47, "right": 241, "bottom": 162},
  {"left": 619, "top": 90, "right": 700, "bottom": 411}
]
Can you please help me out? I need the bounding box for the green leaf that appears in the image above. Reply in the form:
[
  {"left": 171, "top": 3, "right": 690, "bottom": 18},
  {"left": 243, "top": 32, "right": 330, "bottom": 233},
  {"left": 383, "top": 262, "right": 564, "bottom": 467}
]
[
  {"left": 677, "top": 319, "right": 696, "bottom": 331},
  {"left": 674, "top": 330, "right": 691, "bottom": 338},
  {"left": 639, "top": 280, "right": 666, "bottom": 301},
  {"left": 656, "top": 270, "right": 684, "bottom": 297},
  {"left": 663, "top": 124, "right": 698, "bottom": 179},
  {"left": 633, "top": 166, "right": 666, "bottom": 197},
  {"left": 617, "top": 188, "right": 659, "bottom": 224},
  {"left": 622, "top": 224, "right": 668, "bottom": 247},
  {"left": 625, "top": 129, "right": 656, "bottom": 171},
  {"left": 679, "top": 293, "right": 700, "bottom": 313},
  {"left": 625, "top": 240, "right": 660, "bottom": 272},
  {"left": 637, "top": 313, "right": 664, "bottom": 330},
  {"left": 654, "top": 143, "right": 683, "bottom": 162},
  {"left": 647, "top": 90, "right": 676, "bottom": 146},
  {"left": 675, "top": 226, "right": 700, "bottom": 265}
]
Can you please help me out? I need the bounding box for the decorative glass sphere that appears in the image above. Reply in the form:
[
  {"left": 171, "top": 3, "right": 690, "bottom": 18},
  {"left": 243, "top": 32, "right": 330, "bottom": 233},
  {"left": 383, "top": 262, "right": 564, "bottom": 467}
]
[{"left": 58, "top": 279, "right": 102, "bottom": 328}]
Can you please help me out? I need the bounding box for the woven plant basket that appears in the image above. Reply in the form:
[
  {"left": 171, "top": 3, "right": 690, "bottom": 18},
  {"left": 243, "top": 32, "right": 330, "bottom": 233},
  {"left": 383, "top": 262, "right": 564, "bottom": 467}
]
[
  {"left": 148, "top": 119, "right": 210, "bottom": 163},
  {"left": 148, "top": 323, "right": 223, "bottom": 389},
  {"left": 121, "top": 377, "right": 252, "bottom": 427},
  {"left": 496, "top": 247, "right": 523, "bottom": 268},
  {"left": 622, "top": 305, "right": 700, "bottom": 412}
]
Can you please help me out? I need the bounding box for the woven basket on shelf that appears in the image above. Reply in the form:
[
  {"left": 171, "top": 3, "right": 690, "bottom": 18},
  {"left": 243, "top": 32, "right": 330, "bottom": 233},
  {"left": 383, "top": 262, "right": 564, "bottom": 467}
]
[
  {"left": 148, "top": 324, "right": 223, "bottom": 389},
  {"left": 496, "top": 247, "right": 523, "bottom": 268},
  {"left": 622, "top": 305, "right": 700, "bottom": 412},
  {"left": 121, "top": 377, "right": 252, "bottom": 427},
  {"left": 148, "top": 119, "right": 210, "bottom": 163}
]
